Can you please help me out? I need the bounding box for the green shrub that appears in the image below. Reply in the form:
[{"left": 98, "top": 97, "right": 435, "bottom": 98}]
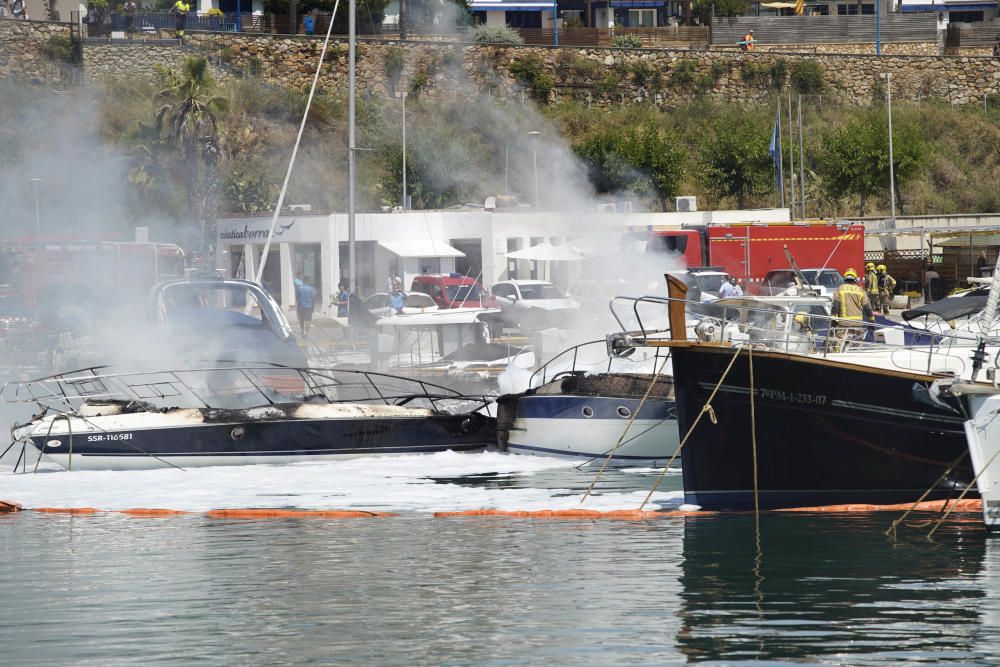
[
  {"left": 769, "top": 58, "right": 788, "bottom": 89},
  {"left": 409, "top": 72, "right": 429, "bottom": 96},
  {"left": 670, "top": 59, "right": 698, "bottom": 86},
  {"left": 571, "top": 56, "right": 599, "bottom": 78},
  {"left": 710, "top": 60, "right": 726, "bottom": 82},
  {"left": 790, "top": 59, "right": 825, "bottom": 94},
  {"left": 593, "top": 72, "right": 619, "bottom": 97},
  {"left": 385, "top": 46, "right": 405, "bottom": 84},
  {"left": 629, "top": 61, "right": 654, "bottom": 87},
  {"left": 40, "top": 35, "right": 76, "bottom": 64},
  {"left": 509, "top": 53, "right": 554, "bottom": 96},
  {"left": 611, "top": 33, "right": 643, "bottom": 49},
  {"left": 472, "top": 25, "right": 524, "bottom": 45},
  {"left": 739, "top": 59, "right": 767, "bottom": 84}
]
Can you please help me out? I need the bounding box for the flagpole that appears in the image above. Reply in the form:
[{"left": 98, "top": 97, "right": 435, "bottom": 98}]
[
  {"left": 798, "top": 93, "right": 805, "bottom": 219},
  {"left": 777, "top": 97, "right": 785, "bottom": 209},
  {"left": 787, "top": 94, "right": 795, "bottom": 219}
]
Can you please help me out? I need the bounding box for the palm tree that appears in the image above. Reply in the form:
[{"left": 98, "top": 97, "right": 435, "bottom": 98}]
[{"left": 155, "top": 56, "right": 228, "bottom": 262}]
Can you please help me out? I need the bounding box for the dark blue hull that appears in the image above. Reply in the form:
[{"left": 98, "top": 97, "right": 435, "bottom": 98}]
[{"left": 671, "top": 345, "right": 973, "bottom": 511}]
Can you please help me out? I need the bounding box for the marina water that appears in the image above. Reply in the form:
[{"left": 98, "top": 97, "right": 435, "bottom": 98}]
[{"left": 0, "top": 456, "right": 996, "bottom": 665}]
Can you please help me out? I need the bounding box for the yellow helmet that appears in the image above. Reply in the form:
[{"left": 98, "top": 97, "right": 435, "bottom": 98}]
[
  {"left": 877, "top": 264, "right": 887, "bottom": 271},
  {"left": 794, "top": 312, "right": 811, "bottom": 327},
  {"left": 865, "top": 262, "right": 875, "bottom": 270},
  {"left": 844, "top": 268, "right": 858, "bottom": 280}
]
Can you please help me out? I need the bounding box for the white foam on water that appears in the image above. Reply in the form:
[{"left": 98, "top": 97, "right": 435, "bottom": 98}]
[{"left": 0, "top": 451, "right": 683, "bottom": 514}]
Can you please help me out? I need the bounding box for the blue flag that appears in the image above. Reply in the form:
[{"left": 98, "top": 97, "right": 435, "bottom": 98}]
[{"left": 769, "top": 102, "right": 784, "bottom": 204}]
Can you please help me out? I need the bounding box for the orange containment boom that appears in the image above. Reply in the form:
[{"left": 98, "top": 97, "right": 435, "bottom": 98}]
[
  {"left": 205, "top": 509, "right": 397, "bottom": 519},
  {"left": 778, "top": 499, "right": 982, "bottom": 513},
  {"left": 434, "top": 509, "right": 684, "bottom": 520}
]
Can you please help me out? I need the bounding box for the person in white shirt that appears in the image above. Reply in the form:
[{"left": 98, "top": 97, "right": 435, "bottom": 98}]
[{"left": 718, "top": 276, "right": 743, "bottom": 298}]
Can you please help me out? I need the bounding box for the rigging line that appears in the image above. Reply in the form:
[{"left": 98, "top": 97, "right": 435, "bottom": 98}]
[
  {"left": 581, "top": 354, "right": 669, "bottom": 504},
  {"left": 927, "top": 433, "right": 1000, "bottom": 539},
  {"left": 885, "top": 449, "right": 970, "bottom": 539},
  {"left": 639, "top": 344, "right": 746, "bottom": 511},
  {"left": 750, "top": 346, "right": 759, "bottom": 515},
  {"left": 255, "top": 0, "right": 343, "bottom": 285}
]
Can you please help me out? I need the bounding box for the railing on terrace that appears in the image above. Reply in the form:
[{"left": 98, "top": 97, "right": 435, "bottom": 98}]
[
  {"left": 515, "top": 25, "right": 709, "bottom": 48},
  {"left": 710, "top": 14, "right": 938, "bottom": 46},
  {"left": 946, "top": 22, "right": 1000, "bottom": 48}
]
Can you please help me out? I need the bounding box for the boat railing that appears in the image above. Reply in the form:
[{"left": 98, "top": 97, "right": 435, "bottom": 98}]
[
  {"left": 610, "top": 294, "right": 1000, "bottom": 380},
  {"left": 528, "top": 338, "right": 670, "bottom": 388},
  {"left": 0, "top": 365, "right": 491, "bottom": 415}
]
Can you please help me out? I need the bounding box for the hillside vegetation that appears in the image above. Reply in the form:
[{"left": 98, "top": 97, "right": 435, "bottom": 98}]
[{"left": 2, "top": 62, "right": 1000, "bottom": 245}]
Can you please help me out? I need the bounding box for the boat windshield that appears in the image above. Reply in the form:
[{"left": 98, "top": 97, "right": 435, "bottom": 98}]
[
  {"left": 519, "top": 284, "right": 565, "bottom": 300},
  {"left": 445, "top": 285, "right": 483, "bottom": 301},
  {"left": 800, "top": 270, "right": 844, "bottom": 288}
]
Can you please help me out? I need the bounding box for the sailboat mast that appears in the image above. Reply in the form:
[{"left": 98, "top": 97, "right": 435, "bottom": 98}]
[{"left": 348, "top": 0, "right": 357, "bottom": 294}]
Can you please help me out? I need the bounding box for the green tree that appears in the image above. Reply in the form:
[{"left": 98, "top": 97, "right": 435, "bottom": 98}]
[
  {"left": 699, "top": 113, "right": 772, "bottom": 209},
  {"left": 691, "top": 0, "right": 748, "bottom": 25},
  {"left": 155, "top": 56, "right": 228, "bottom": 255},
  {"left": 575, "top": 122, "right": 685, "bottom": 210},
  {"left": 817, "top": 111, "right": 927, "bottom": 216}
]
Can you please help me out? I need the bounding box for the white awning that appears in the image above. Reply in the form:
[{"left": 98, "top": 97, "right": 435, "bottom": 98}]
[
  {"left": 507, "top": 242, "right": 584, "bottom": 261},
  {"left": 378, "top": 239, "right": 466, "bottom": 258}
]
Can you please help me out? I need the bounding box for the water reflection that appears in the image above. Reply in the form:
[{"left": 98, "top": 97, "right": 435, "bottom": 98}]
[
  {"left": 0, "top": 494, "right": 997, "bottom": 664},
  {"left": 677, "top": 513, "right": 989, "bottom": 664}
]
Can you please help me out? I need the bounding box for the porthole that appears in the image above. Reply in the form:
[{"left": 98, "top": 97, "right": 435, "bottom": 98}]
[
  {"left": 581, "top": 406, "right": 594, "bottom": 418},
  {"left": 230, "top": 426, "right": 246, "bottom": 441},
  {"left": 46, "top": 439, "right": 61, "bottom": 448},
  {"left": 617, "top": 406, "right": 632, "bottom": 418}
]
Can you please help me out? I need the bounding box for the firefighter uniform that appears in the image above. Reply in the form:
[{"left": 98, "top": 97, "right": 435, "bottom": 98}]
[
  {"left": 172, "top": 0, "right": 190, "bottom": 37},
  {"left": 831, "top": 269, "right": 873, "bottom": 351},
  {"left": 877, "top": 264, "right": 896, "bottom": 314},
  {"left": 864, "top": 262, "right": 880, "bottom": 313}
]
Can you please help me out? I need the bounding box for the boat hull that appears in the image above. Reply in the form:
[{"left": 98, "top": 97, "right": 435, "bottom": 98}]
[
  {"left": 18, "top": 410, "right": 494, "bottom": 471},
  {"left": 672, "top": 345, "right": 973, "bottom": 510},
  {"left": 497, "top": 373, "right": 678, "bottom": 466},
  {"left": 965, "top": 395, "right": 1000, "bottom": 530}
]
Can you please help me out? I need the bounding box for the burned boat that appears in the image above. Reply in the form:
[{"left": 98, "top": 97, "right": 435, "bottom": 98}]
[{"left": 3, "top": 366, "right": 494, "bottom": 471}]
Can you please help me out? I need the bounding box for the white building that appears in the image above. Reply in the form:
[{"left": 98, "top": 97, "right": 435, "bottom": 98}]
[{"left": 216, "top": 205, "right": 791, "bottom": 317}]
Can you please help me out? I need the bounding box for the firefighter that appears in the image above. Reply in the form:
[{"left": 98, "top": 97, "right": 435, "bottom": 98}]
[
  {"left": 830, "top": 268, "right": 873, "bottom": 351},
  {"left": 171, "top": 0, "right": 190, "bottom": 38},
  {"left": 877, "top": 264, "right": 897, "bottom": 314},
  {"left": 864, "top": 262, "right": 880, "bottom": 313},
  {"left": 740, "top": 30, "right": 755, "bottom": 51}
]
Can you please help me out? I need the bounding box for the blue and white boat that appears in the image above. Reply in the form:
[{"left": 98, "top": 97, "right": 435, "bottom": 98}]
[{"left": 496, "top": 340, "right": 678, "bottom": 467}]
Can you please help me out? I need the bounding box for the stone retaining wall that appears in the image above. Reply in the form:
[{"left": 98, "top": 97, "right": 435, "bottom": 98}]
[
  {"left": 0, "top": 17, "right": 73, "bottom": 82},
  {"left": 5, "top": 18, "right": 1000, "bottom": 107}
]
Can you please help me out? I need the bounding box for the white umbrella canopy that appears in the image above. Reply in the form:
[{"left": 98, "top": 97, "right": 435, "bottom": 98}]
[{"left": 506, "top": 242, "right": 585, "bottom": 262}]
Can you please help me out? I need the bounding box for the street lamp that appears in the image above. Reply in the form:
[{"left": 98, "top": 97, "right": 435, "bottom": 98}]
[
  {"left": 28, "top": 177, "right": 42, "bottom": 240},
  {"left": 527, "top": 130, "right": 540, "bottom": 207},
  {"left": 395, "top": 91, "right": 408, "bottom": 210},
  {"left": 882, "top": 72, "right": 896, "bottom": 228}
]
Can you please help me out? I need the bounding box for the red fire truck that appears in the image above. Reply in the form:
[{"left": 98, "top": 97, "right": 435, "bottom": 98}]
[{"left": 647, "top": 221, "right": 865, "bottom": 289}]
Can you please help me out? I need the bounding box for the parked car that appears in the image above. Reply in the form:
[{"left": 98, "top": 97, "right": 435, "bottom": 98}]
[
  {"left": 491, "top": 280, "right": 580, "bottom": 329},
  {"left": 362, "top": 291, "right": 439, "bottom": 317},
  {"left": 758, "top": 268, "right": 844, "bottom": 297},
  {"left": 410, "top": 274, "right": 494, "bottom": 309}
]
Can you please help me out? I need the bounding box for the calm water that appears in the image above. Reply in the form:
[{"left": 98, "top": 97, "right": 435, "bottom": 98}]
[{"left": 0, "top": 463, "right": 996, "bottom": 666}]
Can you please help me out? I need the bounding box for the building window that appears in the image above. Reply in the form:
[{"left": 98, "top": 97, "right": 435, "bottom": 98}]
[
  {"left": 628, "top": 8, "right": 656, "bottom": 27},
  {"left": 949, "top": 10, "right": 984, "bottom": 22}
]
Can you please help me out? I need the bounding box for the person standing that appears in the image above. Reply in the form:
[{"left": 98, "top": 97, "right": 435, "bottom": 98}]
[
  {"left": 334, "top": 282, "right": 350, "bottom": 318},
  {"left": 740, "top": 30, "right": 754, "bottom": 51},
  {"left": 864, "top": 262, "right": 880, "bottom": 314},
  {"left": 386, "top": 270, "right": 402, "bottom": 293},
  {"left": 124, "top": 0, "right": 137, "bottom": 35},
  {"left": 294, "top": 274, "right": 316, "bottom": 337},
  {"left": 718, "top": 276, "right": 743, "bottom": 298},
  {"left": 171, "top": 0, "right": 190, "bottom": 38},
  {"left": 831, "top": 268, "right": 873, "bottom": 351},
  {"left": 924, "top": 264, "right": 941, "bottom": 302},
  {"left": 876, "top": 264, "right": 896, "bottom": 314}
]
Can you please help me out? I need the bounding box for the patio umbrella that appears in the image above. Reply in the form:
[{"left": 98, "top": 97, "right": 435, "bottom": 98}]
[{"left": 506, "top": 242, "right": 584, "bottom": 262}]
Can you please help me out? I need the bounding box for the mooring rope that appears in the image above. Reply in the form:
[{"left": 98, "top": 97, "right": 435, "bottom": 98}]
[
  {"left": 749, "top": 346, "right": 760, "bottom": 515},
  {"left": 927, "top": 430, "right": 1000, "bottom": 539},
  {"left": 885, "top": 449, "right": 969, "bottom": 539},
  {"left": 639, "top": 344, "right": 746, "bottom": 511},
  {"left": 580, "top": 353, "right": 670, "bottom": 504}
]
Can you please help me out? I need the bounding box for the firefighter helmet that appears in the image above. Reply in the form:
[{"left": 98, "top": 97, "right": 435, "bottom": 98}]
[
  {"left": 877, "top": 264, "right": 887, "bottom": 271},
  {"left": 865, "top": 262, "right": 875, "bottom": 270},
  {"left": 844, "top": 268, "right": 858, "bottom": 280}
]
